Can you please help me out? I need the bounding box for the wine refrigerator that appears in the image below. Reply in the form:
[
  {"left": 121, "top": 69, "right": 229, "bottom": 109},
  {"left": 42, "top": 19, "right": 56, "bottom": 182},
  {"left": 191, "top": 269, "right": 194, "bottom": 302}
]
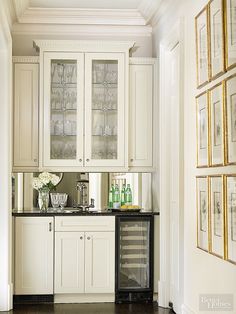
[{"left": 115, "top": 214, "right": 154, "bottom": 303}]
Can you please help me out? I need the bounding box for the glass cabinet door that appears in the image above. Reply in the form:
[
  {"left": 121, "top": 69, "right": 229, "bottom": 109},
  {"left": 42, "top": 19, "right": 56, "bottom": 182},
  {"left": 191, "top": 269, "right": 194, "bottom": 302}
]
[
  {"left": 117, "top": 219, "right": 151, "bottom": 290},
  {"left": 43, "top": 53, "right": 84, "bottom": 167},
  {"left": 85, "top": 53, "right": 125, "bottom": 167}
]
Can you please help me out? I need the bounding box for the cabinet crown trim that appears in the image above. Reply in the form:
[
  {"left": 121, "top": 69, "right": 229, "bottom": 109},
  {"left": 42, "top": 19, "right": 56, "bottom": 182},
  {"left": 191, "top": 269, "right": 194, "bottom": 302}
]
[
  {"left": 34, "top": 40, "right": 135, "bottom": 53},
  {"left": 13, "top": 56, "right": 40, "bottom": 63}
]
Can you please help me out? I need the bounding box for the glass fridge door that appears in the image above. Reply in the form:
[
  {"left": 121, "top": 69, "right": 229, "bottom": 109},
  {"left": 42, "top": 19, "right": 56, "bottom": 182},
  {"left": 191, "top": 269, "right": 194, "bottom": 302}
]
[{"left": 118, "top": 219, "right": 151, "bottom": 289}]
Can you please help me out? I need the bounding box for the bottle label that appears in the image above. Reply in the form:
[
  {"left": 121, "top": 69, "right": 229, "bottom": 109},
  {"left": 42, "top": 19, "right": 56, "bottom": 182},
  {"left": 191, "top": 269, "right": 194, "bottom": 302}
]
[{"left": 113, "top": 202, "right": 120, "bottom": 209}]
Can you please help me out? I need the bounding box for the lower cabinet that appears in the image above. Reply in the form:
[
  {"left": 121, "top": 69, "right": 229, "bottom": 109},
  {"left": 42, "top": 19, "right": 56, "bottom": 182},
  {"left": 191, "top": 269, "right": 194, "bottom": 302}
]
[
  {"left": 54, "top": 217, "right": 115, "bottom": 294},
  {"left": 14, "top": 217, "right": 54, "bottom": 295}
]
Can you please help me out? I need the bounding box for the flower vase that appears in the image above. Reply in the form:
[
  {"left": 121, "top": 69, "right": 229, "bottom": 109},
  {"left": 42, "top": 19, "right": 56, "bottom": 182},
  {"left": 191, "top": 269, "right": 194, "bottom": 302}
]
[{"left": 38, "top": 189, "right": 50, "bottom": 211}]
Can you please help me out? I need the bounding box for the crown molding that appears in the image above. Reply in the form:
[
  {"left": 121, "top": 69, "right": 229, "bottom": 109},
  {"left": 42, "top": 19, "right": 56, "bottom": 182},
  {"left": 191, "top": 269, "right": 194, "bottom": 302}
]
[
  {"left": 138, "top": 0, "right": 163, "bottom": 24},
  {"left": 34, "top": 39, "right": 135, "bottom": 53},
  {"left": 12, "top": 23, "right": 152, "bottom": 37},
  {"left": 151, "top": 0, "right": 175, "bottom": 27},
  {"left": 16, "top": 7, "right": 146, "bottom": 26},
  {"left": 12, "top": 56, "right": 39, "bottom": 63},
  {"left": 13, "top": 0, "right": 29, "bottom": 20}
]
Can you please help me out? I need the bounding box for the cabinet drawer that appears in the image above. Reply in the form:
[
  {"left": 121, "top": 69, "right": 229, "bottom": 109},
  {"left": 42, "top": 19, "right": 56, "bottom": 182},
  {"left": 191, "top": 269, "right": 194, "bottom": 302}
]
[{"left": 55, "top": 216, "right": 115, "bottom": 232}]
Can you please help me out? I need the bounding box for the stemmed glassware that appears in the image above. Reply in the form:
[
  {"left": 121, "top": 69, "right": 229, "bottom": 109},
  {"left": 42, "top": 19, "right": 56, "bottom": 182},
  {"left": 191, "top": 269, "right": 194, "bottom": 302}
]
[{"left": 58, "top": 193, "right": 68, "bottom": 209}]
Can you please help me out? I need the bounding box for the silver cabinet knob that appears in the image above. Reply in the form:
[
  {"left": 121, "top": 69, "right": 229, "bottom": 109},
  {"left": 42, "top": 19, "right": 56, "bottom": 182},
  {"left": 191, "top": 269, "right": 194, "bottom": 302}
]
[
  {"left": 130, "top": 159, "right": 134, "bottom": 162},
  {"left": 80, "top": 236, "right": 83, "bottom": 240},
  {"left": 79, "top": 159, "right": 82, "bottom": 162},
  {"left": 86, "top": 159, "right": 90, "bottom": 162},
  {"left": 87, "top": 236, "right": 91, "bottom": 240}
]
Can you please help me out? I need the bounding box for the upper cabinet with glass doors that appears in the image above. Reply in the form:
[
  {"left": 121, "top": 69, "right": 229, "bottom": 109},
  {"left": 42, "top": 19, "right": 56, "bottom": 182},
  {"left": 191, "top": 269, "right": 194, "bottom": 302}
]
[
  {"left": 35, "top": 40, "right": 134, "bottom": 170},
  {"left": 84, "top": 53, "right": 125, "bottom": 167}
]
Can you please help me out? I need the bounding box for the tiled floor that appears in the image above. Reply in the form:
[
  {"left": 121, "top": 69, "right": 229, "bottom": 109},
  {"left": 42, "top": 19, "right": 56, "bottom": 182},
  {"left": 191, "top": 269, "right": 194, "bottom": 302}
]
[{"left": 3, "top": 303, "right": 174, "bottom": 314}]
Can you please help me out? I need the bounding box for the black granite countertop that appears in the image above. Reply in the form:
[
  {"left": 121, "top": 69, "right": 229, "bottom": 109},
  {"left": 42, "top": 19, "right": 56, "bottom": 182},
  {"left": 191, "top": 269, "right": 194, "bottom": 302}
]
[{"left": 12, "top": 208, "right": 160, "bottom": 217}]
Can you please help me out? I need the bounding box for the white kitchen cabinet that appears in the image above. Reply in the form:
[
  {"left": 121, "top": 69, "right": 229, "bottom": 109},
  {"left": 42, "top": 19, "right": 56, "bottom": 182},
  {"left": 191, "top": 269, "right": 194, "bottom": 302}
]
[
  {"left": 85, "top": 231, "right": 115, "bottom": 293},
  {"left": 84, "top": 53, "right": 125, "bottom": 167},
  {"left": 14, "top": 217, "right": 54, "bottom": 295},
  {"left": 43, "top": 52, "right": 84, "bottom": 167},
  {"left": 13, "top": 60, "right": 39, "bottom": 171},
  {"left": 54, "top": 216, "right": 115, "bottom": 295},
  {"left": 55, "top": 232, "right": 85, "bottom": 293},
  {"left": 34, "top": 40, "right": 133, "bottom": 170},
  {"left": 129, "top": 58, "right": 157, "bottom": 169}
]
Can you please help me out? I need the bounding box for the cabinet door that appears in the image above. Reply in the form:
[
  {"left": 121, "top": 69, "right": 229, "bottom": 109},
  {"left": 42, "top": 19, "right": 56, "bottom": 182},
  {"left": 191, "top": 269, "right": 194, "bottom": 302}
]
[
  {"left": 55, "top": 232, "right": 85, "bottom": 293},
  {"left": 85, "top": 53, "right": 125, "bottom": 167},
  {"left": 129, "top": 64, "right": 153, "bottom": 167},
  {"left": 43, "top": 52, "right": 84, "bottom": 167},
  {"left": 15, "top": 217, "right": 53, "bottom": 294},
  {"left": 13, "top": 63, "right": 38, "bottom": 168},
  {"left": 85, "top": 231, "right": 115, "bottom": 293}
]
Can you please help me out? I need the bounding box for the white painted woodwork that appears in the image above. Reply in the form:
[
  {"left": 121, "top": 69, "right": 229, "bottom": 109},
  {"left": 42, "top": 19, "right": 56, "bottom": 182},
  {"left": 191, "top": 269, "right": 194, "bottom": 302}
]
[
  {"left": 13, "top": 63, "right": 38, "bottom": 168},
  {"left": 55, "top": 216, "right": 115, "bottom": 232},
  {"left": 129, "top": 60, "right": 154, "bottom": 167},
  {"left": 84, "top": 232, "right": 115, "bottom": 293},
  {"left": 84, "top": 53, "right": 125, "bottom": 167},
  {"left": 14, "top": 217, "right": 54, "bottom": 295},
  {"left": 54, "top": 232, "right": 85, "bottom": 293},
  {"left": 54, "top": 217, "right": 115, "bottom": 295},
  {"left": 43, "top": 52, "right": 84, "bottom": 167}
]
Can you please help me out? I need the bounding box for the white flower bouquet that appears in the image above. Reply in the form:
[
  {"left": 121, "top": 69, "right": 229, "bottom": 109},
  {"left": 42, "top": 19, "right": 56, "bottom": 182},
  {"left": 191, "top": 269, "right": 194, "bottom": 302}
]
[{"left": 32, "top": 172, "right": 60, "bottom": 191}]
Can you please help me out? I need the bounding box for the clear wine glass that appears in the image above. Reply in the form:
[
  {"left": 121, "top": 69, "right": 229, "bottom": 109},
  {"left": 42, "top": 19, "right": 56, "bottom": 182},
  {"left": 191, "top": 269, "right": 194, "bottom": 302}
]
[{"left": 58, "top": 193, "right": 68, "bottom": 210}]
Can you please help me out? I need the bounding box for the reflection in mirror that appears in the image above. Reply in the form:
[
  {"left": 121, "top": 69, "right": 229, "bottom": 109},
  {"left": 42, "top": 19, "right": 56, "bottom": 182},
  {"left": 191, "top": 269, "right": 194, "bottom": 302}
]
[{"left": 12, "top": 172, "right": 152, "bottom": 211}]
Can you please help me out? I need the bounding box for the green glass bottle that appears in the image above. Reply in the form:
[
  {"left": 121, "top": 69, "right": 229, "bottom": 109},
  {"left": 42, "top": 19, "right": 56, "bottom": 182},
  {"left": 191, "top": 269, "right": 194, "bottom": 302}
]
[
  {"left": 113, "top": 184, "right": 121, "bottom": 209},
  {"left": 125, "top": 184, "right": 132, "bottom": 205},
  {"left": 121, "top": 183, "right": 126, "bottom": 206},
  {"left": 108, "top": 184, "right": 114, "bottom": 208}
]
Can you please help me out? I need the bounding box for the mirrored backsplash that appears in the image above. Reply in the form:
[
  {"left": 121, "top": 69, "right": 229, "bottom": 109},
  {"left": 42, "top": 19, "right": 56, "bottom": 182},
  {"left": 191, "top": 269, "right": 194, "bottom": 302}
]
[{"left": 12, "top": 173, "right": 152, "bottom": 211}]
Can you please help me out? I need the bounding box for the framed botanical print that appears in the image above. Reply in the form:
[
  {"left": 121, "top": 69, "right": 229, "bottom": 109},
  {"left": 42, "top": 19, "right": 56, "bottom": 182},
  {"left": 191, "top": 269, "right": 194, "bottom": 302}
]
[
  {"left": 225, "top": 74, "right": 236, "bottom": 164},
  {"left": 209, "top": 0, "right": 225, "bottom": 79},
  {"left": 209, "top": 176, "right": 224, "bottom": 258},
  {"left": 195, "top": 6, "right": 210, "bottom": 88},
  {"left": 225, "top": 175, "right": 236, "bottom": 264},
  {"left": 225, "top": 0, "right": 236, "bottom": 69},
  {"left": 196, "top": 92, "right": 209, "bottom": 167},
  {"left": 209, "top": 82, "right": 224, "bottom": 166},
  {"left": 197, "top": 176, "right": 209, "bottom": 252}
]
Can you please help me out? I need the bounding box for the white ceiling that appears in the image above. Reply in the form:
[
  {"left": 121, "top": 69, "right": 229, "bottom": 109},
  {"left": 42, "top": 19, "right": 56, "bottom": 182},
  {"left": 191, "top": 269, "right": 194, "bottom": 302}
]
[{"left": 29, "top": 0, "right": 143, "bottom": 9}]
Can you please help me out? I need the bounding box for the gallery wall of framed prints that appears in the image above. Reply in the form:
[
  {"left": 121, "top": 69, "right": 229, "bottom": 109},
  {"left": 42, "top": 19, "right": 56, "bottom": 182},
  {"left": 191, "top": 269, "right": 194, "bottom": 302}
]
[{"left": 195, "top": 0, "right": 236, "bottom": 265}]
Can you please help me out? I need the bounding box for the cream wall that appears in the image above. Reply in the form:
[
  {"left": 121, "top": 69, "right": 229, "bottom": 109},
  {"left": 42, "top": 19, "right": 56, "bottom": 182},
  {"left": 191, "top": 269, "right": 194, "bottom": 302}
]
[
  {"left": 12, "top": 34, "right": 152, "bottom": 57},
  {"left": 153, "top": 1, "right": 236, "bottom": 313}
]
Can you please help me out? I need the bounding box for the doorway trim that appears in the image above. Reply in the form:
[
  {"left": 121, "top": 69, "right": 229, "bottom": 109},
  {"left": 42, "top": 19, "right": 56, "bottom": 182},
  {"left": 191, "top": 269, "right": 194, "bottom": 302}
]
[
  {"left": 0, "top": 1, "right": 13, "bottom": 312},
  {"left": 158, "top": 18, "right": 184, "bottom": 312}
]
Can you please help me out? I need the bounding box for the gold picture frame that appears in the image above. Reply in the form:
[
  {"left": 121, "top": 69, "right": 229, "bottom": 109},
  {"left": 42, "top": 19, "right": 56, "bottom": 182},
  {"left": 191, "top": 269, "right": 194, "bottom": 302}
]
[
  {"left": 209, "top": 0, "right": 226, "bottom": 80},
  {"left": 209, "top": 82, "right": 225, "bottom": 166},
  {"left": 209, "top": 175, "right": 225, "bottom": 259},
  {"left": 225, "top": 0, "right": 236, "bottom": 70},
  {"left": 225, "top": 175, "right": 236, "bottom": 264},
  {"left": 225, "top": 73, "right": 236, "bottom": 164},
  {"left": 196, "top": 91, "right": 209, "bottom": 168},
  {"left": 197, "top": 176, "right": 210, "bottom": 252},
  {"left": 195, "top": 6, "right": 211, "bottom": 88}
]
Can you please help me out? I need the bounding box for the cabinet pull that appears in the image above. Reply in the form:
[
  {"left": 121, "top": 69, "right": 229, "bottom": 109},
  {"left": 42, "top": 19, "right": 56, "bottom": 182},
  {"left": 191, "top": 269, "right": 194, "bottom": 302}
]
[
  {"left": 79, "top": 159, "right": 82, "bottom": 162},
  {"left": 87, "top": 236, "right": 91, "bottom": 240},
  {"left": 130, "top": 159, "right": 134, "bottom": 162},
  {"left": 49, "top": 222, "right": 52, "bottom": 232},
  {"left": 80, "top": 236, "right": 83, "bottom": 240},
  {"left": 86, "top": 159, "right": 90, "bottom": 162}
]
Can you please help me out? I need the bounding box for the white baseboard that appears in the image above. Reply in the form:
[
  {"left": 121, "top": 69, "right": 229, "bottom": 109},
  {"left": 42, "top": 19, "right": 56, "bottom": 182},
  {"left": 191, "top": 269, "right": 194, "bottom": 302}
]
[
  {"left": 158, "top": 280, "right": 169, "bottom": 308},
  {"left": 182, "top": 303, "right": 196, "bottom": 314},
  {"left": 54, "top": 293, "right": 115, "bottom": 303},
  {"left": 8, "top": 283, "right": 13, "bottom": 310}
]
